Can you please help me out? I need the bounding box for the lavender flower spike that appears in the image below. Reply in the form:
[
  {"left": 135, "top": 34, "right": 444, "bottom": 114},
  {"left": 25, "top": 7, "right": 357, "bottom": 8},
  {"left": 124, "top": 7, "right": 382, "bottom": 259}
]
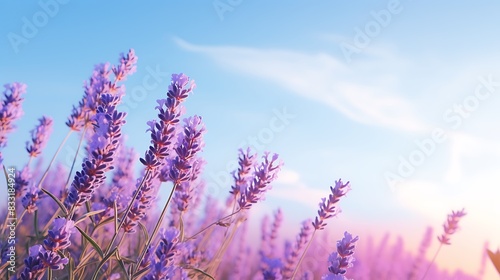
[
  {"left": 313, "top": 179, "right": 350, "bottom": 230},
  {"left": 26, "top": 116, "right": 53, "bottom": 158},
  {"left": 438, "top": 208, "right": 466, "bottom": 245},
  {"left": 327, "top": 232, "right": 359, "bottom": 276},
  {"left": 65, "top": 94, "right": 126, "bottom": 208},
  {"left": 122, "top": 73, "right": 195, "bottom": 232},
  {"left": 228, "top": 148, "right": 257, "bottom": 200},
  {"left": 21, "top": 185, "right": 41, "bottom": 213},
  {"left": 143, "top": 228, "right": 180, "bottom": 280},
  {"left": 20, "top": 245, "right": 47, "bottom": 280},
  {"left": 43, "top": 218, "right": 76, "bottom": 252},
  {"left": 21, "top": 219, "right": 75, "bottom": 279},
  {"left": 238, "top": 152, "right": 282, "bottom": 210},
  {"left": 0, "top": 82, "right": 26, "bottom": 165},
  {"left": 282, "top": 219, "right": 314, "bottom": 278},
  {"left": 112, "top": 49, "right": 138, "bottom": 82},
  {"left": 170, "top": 115, "right": 206, "bottom": 212},
  {"left": 0, "top": 82, "right": 26, "bottom": 146}
]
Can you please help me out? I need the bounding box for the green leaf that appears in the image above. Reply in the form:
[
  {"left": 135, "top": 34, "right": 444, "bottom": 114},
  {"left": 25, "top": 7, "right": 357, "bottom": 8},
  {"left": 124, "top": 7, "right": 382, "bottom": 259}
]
[
  {"left": 186, "top": 266, "right": 216, "bottom": 280},
  {"left": 41, "top": 187, "right": 68, "bottom": 216},
  {"left": 132, "top": 267, "right": 150, "bottom": 279},
  {"left": 115, "top": 250, "right": 131, "bottom": 280},
  {"left": 91, "top": 248, "right": 117, "bottom": 280},
  {"left": 113, "top": 200, "right": 118, "bottom": 233},
  {"left": 179, "top": 215, "right": 185, "bottom": 242},
  {"left": 92, "top": 215, "right": 117, "bottom": 234},
  {"left": 75, "top": 225, "right": 104, "bottom": 258},
  {"left": 137, "top": 221, "right": 149, "bottom": 246},
  {"left": 68, "top": 255, "right": 75, "bottom": 280},
  {"left": 75, "top": 209, "right": 106, "bottom": 226}
]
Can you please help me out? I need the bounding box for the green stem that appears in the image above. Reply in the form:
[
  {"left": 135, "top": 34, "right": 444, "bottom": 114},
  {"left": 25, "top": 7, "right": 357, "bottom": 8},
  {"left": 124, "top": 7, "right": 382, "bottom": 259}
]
[
  {"left": 290, "top": 230, "right": 316, "bottom": 280},
  {"left": 184, "top": 209, "right": 241, "bottom": 242},
  {"left": 421, "top": 244, "right": 442, "bottom": 280},
  {"left": 134, "top": 182, "right": 176, "bottom": 274},
  {"left": 47, "top": 268, "right": 53, "bottom": 280},
  {"left": 206, "top": 217, "right": 242, "bottom": 276},
  {"left": 34, "top": 210, "right": 40, "bottom": 240},
  {"left": 36, "top": 130, "right": 72, "bottom": 190},
  {"left": 65, "top": 127, "right": 86, "bottom": 189},
  {"left": 104, "top": 170, "right": 149, "bottom": 255}
]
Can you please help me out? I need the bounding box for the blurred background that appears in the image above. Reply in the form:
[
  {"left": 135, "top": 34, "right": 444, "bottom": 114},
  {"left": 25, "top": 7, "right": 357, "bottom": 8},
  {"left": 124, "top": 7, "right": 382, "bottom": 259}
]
[{"left": 1, "top": 1, "right": 500, "bottom": 278}]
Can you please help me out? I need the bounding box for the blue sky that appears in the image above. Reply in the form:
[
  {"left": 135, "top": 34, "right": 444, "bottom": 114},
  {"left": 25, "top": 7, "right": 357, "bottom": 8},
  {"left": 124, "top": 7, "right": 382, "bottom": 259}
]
[{"left": 2, "top": 1, "right": 500, "bottom": 277}]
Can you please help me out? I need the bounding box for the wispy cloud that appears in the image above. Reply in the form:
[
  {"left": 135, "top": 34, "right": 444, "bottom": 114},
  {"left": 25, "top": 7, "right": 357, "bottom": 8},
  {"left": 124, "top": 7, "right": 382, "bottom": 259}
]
[
  {"left": 269, "top": 168, "right": 332, "bottom": 211},
  {"left": 444, "top": 131, "right": 500, "bottom": 183},
  {"left": 174, "top": 38, "right": 429, "bottom": 133}
]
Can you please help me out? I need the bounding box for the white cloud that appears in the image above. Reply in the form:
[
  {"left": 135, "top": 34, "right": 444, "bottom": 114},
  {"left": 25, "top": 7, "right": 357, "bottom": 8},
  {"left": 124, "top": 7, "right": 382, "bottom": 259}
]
[
  {"left": 275, "top": 168, "right": 301, "bottom": 185},
  {"left": 174, "top": 38, "right": 429, "bottom": 133},
  {"left": 268, "top": 168, "right": 329, "bottom": 211}
]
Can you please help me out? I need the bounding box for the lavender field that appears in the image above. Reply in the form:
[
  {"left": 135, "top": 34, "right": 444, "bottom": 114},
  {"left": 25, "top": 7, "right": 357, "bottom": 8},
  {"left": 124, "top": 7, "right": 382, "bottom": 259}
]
[{"left": 1, "top": 1, "right": 500, "bottom": 280}]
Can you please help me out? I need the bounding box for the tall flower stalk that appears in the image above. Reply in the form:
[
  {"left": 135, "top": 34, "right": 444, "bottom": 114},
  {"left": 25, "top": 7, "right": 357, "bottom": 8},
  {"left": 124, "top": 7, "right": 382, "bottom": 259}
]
[
  {"left": 289, "top": 179, "right": 350, "bottom": 279},
  {"left": 135, "top": 115, "right": 206, "bottom": 272},
  {"left": 0, "top": 82, "right": 26, "bottom": 166},
  {"left": 421, "top": 209, "right": 466, "bottom": 280},
  {"left": 322, "top": 231, "right": 359, "bottom": 279},
  {"left": 64, "top": 94, "right": 126, "bottom": 214}
]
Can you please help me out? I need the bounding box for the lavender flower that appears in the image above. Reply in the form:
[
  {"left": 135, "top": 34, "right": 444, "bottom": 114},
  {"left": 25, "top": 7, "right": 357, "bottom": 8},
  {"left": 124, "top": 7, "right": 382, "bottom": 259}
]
[
  {"left": 21, "top": 185, "right": 42, "bottom": 213},
  {"left": 228, "top": 148, "right": 257, "bottom": 203},
  {"left": 262, "top": 257, "right": 283, "bottom": 280},
  {"left": 0, "top": 82, "right": 26, "bottom": 147},
  {"left": 43, "top": 218, "right": 75, "bottom": 251},
  {"left": 169, "top": 115, "right": 206, "bottom": 213},
  {"left": 0, "top": 82, "right": 26, "bottom": 165},
  {"left": 66, "top": 50, "right": 137, "bottom": 132},
  {"left": 312, "top": 179, "right": 350, "bottom": 230},
  {"left": 437, "top": 208, "right": 466, "bottom": 245},
  {"left": 408, "top": 227, "right": 433, "bottom": 280},
  {"left": 238, "top": 152, "right": 282, "bottom": 210},
  {"left": 96, "top": 145, "right": 137, "bottom": 222},
  {"left": 260, "top": 209, "right": 283, "bottom": 263},
  {"left": 65, "top": 94, "right": 126, "bottom": 209},
  {"left": 38, "top": 249, "right": 69, "bottom": 270},
  {"left": 143, "top": 228, "right": 180, "bottom": 280},
  {"left": 14, "top": 166, "right": 31, "bottom": 197},
  {"left": 282, "top": 219, "right": 314, "bottom": 278},
  {"left": 66, "top": 63, "right": 112, "bottom": 132},
  {"left": 326, "top": 232, "right": 359, "bottom": 276},
  {"left": 20, "top": 246, "right": 46, "bottom": 280},
  {"left": 122, "top": 174, "right": 160, "bottom": 233},
  {"left": 269, "top": 208, "right": 283, "bottom": 255},
  {"left": 321, "top": 275, "right": 348, "bottom": 280},
  {"left": 112, "top": 49, "right": 138, "bottom": 81},
  {"left": 123, "top": 73, "right": 195, "bottom": 232},
  {"left": 20, "top": 220, "right": 74, "bottom": 280},
  {"left": 25, "top": 116, "right": 53, "bottom": 158}
]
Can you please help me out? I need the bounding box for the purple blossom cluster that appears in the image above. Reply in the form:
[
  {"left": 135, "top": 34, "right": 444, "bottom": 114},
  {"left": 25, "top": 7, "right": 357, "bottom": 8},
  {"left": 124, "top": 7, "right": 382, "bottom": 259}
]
[
  {"left": 438, "top": 208, "right": 467, "bottom": 245},
  {"left": 322, "top": 231, "right": 359, "bottom": 279},
  {"left": 0, "top": 50, "right": 486, "bottom": 280},
  {"left": 65, "top": 93, "right": 127, "bottom": 209},
  {"left": 282, "top": 219, "right": 314, "bottom": 278},
  {"left": 0, "top": 82, "right": 26, "bottom": 165},
  {"left": 168, "top": 115, "right": 206, "bottom": 213},
  {"left": 66, "top": 49, "right": 137, "bottom": 132},
  {"left": 25, "top": 116, "right": 53, "bottom": 158},
  {"left": 143, "top": 228, "right": 183, "bottom": 280},
  {"left": 122, "top": 73, "right": 196, "bottom": 233},
  {"left": 238, "top": 152, "right": 282, "bottom": 210},
  {"left": 20, "top": 218, "right": 75, "bottom": 279},
  {"left": 313, "top": 179, "right": 350, "bottom": 230}
]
